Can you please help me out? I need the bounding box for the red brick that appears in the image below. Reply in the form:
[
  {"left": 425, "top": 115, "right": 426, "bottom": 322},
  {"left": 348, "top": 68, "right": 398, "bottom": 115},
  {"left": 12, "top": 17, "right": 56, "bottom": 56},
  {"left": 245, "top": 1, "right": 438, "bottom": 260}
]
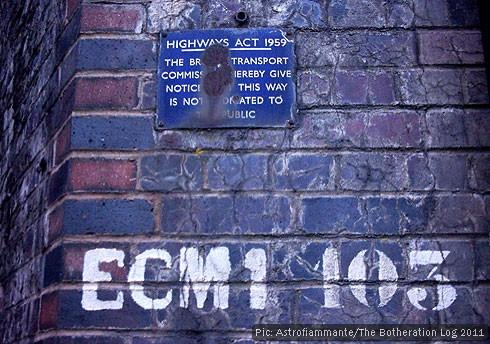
[
  {"left": 48, "top": 206, "right": 64, "bottom": 244},
  {"left": 81, "top": 4, "right": 143, "bottom": 33},
  {"left": 62, "top": 246, "right": 84, "bottom": 281},
  {"left": 69, "top": 158, "right": 136, "bottom": 191},
  {"left": 54, "top": 121, "right": 71, "bottom": 166},
  {"left": 62, "top": 244, "right": 129, "bottom": 282},
  {"left": 40, "top": 292, "right": 59, "bottom": 330},
  {"left": 74, "top": 77, "right": 139, "bottom": 110}
]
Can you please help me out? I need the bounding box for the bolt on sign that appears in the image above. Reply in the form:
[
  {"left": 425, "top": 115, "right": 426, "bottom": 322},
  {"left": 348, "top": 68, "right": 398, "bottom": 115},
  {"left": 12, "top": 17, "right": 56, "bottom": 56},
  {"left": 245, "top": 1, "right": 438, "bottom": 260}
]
[{"left": 157, "top": 29, "right": 295, "bottom": 128}]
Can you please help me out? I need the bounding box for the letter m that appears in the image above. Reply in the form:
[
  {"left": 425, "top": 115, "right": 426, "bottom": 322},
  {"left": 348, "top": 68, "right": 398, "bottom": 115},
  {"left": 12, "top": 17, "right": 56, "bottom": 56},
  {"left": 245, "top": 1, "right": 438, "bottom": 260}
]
[{"left": 179, "top": 246, "right": 231, "bottom": 309}]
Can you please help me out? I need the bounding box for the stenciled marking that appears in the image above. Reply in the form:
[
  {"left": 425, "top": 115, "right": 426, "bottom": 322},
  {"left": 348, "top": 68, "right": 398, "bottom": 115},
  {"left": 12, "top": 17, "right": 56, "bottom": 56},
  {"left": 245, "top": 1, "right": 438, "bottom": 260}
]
[{"left": 80, "top": 247, "right": 456, "bottom": 311}]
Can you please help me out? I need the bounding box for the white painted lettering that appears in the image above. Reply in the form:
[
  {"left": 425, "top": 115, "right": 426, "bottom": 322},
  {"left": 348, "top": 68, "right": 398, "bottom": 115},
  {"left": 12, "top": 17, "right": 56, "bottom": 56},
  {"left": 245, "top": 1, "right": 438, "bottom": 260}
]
[
  {"left": 265, "top": 83, "right": 288, "bottom": 91},
  {"left": 164, "top": 58, "right": 183, "bottom": 67},
  {"left": 234, "top": 38, "right": 259, "bottom": 47},
  {"left": 407, "top": 250, "right": 456, "bottom": 311},
  {"left": 128, "top": 249, "right": 173, "bottom": 310},
  {"left": 79, "top": 246, "right": 458, "bottom": 312},
  {"left": 238, "top": 83, "right": 260, "bottom": 92},
  {"left": 244, "top": 248, "right": 267, "bottom": 309},
  {"left": 82, "top": 248, "right": 125, "bottom": 311},
  {"left": 347, "top": 249, "right": 398, "bottom": 307},
  {"left": 323, "top": 247, "right": 341, "bottom": 308},
  {"left": 270, "top": 70, "right": 292, "bottom": 78},
  {"left": 234, "top": 70, "right": 265, "bottom": 78},
  {"left": 230, "top": 57, "right": 289, "bottom": 65},
  {"left": 179, "top": 247, "right": 231, "bottom": 309},
  {"left": 183, "top": 97, "right": 202, "bottom": 106},
  {"left": 189, "top": 58, "right": 200, "bottom": 66}
]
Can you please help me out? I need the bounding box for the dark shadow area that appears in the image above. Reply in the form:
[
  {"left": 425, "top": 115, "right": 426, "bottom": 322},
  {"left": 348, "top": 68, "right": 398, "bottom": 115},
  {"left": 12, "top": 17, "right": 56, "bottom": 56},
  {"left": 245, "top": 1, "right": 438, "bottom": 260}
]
[{"left": 479, "top": 0, "right": 490, "bottom": 95}]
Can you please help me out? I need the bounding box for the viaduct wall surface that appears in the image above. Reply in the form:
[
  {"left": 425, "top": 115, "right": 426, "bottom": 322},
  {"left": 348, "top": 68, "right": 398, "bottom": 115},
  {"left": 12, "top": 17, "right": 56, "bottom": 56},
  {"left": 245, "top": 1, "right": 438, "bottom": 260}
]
[{"left": 1, "top": 0, "right": 489, "bottom": 343}]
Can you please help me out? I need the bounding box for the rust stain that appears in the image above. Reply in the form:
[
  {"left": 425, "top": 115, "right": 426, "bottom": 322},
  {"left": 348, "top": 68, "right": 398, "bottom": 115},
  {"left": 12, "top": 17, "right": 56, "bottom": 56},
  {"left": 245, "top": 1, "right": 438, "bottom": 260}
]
[{"left": 200, "top": 44, "right": 234, "bottom": 122}]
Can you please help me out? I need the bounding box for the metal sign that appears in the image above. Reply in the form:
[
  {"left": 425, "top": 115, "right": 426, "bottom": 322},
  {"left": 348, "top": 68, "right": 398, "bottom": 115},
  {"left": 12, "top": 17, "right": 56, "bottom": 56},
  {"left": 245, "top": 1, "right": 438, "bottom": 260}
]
[{"left": 157, "top": 29, "right": 295, "bottom": 128}]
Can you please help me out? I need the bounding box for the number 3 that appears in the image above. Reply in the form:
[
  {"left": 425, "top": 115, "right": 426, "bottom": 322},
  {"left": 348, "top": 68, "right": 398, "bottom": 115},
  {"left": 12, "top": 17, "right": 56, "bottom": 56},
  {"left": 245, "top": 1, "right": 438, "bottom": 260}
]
[{"left": 407, "top": 251, "right": 457, "bottom": 311}]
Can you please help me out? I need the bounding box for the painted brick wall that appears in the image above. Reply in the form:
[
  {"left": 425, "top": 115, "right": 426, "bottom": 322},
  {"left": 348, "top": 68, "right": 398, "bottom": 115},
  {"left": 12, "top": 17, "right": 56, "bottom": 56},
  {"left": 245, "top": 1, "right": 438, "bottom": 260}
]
[
  {"left": 1, "top": 0, "right": 490, "bottom": 343},
  {"left": 0, "top": 0, "right": 80, "bottom": 343}
]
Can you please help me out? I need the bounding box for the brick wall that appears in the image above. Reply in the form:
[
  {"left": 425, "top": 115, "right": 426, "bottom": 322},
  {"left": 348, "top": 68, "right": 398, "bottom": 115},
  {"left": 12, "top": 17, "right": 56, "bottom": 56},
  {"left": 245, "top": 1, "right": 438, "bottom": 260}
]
[
  {"left": 1, "top": 0, "right": 489, "bottom": 343},
  {"left": 0, "top": 0, "right": 79, "bottom": 342}
]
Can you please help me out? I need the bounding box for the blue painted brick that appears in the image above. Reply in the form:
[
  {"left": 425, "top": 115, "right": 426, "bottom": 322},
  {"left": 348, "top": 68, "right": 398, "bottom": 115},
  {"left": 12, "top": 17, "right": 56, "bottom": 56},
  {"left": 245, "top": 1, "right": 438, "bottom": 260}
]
[
  {"left": 287, "top": 242, "right": 325, "bottom": 280},
  {"left": 340, "top": 153, "right": 406, "bottom": 191},
  {"left": 297, "top": 31, "right": 416, "bottom": 67},
  {"left": 161, "top": 196, "right": 196, "bottom": 233},
  {"left": 329, "top": 0, "right": 385, "bottom": 28},
  {"left": 414, "top": 0, "right": 480, "bottom": 27},
  {"left": 299, "top": 286, "right": 406, "bottom": 324},
  {"left": 71, "top": 116, "right": 154, "bottom": 150},
  {"left": 397, "top": 197, "right": 433, "bottom": 233},
  {"left": 352, "top": 32, "right": 416, "bottom": 67},
  {"left": 474, "top": 287, "right": 490, "bottom": 324},
  {"left": 267, "top": 0, "right": 325, "bottom": 28},
  {"left": 406, "top": 240, "right": 474, "bottom": 282},
  {"left": 407, "top": 154, "right": 435, "bottom": 190},
  {"left": 397, "top": 69, "right": 468, "bottom": 105},
  {"left": 56, "top": 290, "right": 152, "bottom": 329},
  {"left": 161, "top": 196, "right": 234, "bottom": 234},
  {"left": 153, "top": 286, "right": 293, "bottom": 330},
  {"left": 475, "top": 241, "right": 490, "bottom": 280},
  {"left": 191, "top": 196, "right": 234, "bottom": 234},
  {"left": 38, "top": 337, "right": 125, "bottom": 344},
  {"left": 133, "top": 242, "right": 182, "bottom": 283},
  {"left": 297, "top": 69, "right": 333, "bottom": 108},
  {"left": 141, "top": 155, "right": 203, "bottom": 191},
  {"left": 429, "top": 154, "right": 468, "bottom": 190},
  {"left": 235, "top": 195, "right": 290, "bottom": 234},
  {"left": 340, "top": 241, "right": 404, "bottom": 281},
  {"left": 77, "top": 39, "right": 156, "bottom": 70},
  {"left": 367, "top": 198, "right": 400, "bottom": 234},
  {"left": 62, "top": 199, "right": 155, "bottom": 235},
  {"left": 228, "top": 243, "right": 269, "bottom": 283},
  {"left": 367, "top": 198, "right": 433, "bottom": 234},
  {"left": 302, "top": 197, "right": 431, "bottom": 234},
  {"left": 223, "top": 287, "right": 293, "bottom": 328},
  {"left": 426, "top": 109, "right": 490, "bottom": 148},
  {"left": 55, "top": 9, "right": 81, "bottom": 65},
  {"left": 134, "top": 337, "right": 253, "bottom": 344},
  {"left": 207, "top": 154, "right": 268, "bottom": 190},
  {"left": 431, "top": 195, "right": 487, "bottom": 233},
  {"left": 441, "top": 287, "right": 484, "bottom": 324},
  {"left": 162, "top": 195, "right": 289, "bottom": 234},
  {"left": 464, "top": 69, "right": 489, "bottom": 104},
  {"left": 302, "top": 197, "right": 368, "bottom": 233},
  {"left": 271, "top": 241, "right": 331, "bottom": 281},
  {"left": 43, "top": 245, "right": 63, "bottom": 287},
  {"left": 274, "top": 153, "right": 334, "bottom": 190}
]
